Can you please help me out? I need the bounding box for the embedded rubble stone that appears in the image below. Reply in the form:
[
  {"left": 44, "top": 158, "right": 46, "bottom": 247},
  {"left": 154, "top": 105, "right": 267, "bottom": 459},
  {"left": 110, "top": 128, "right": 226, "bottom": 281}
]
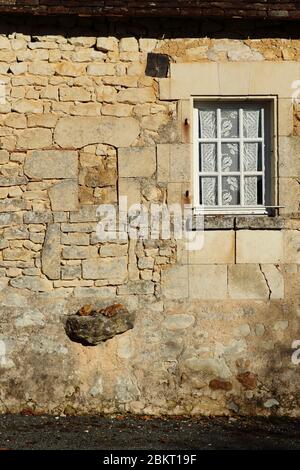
[{"left": 65, "top": 304, "right": 135, "bottom": 345}]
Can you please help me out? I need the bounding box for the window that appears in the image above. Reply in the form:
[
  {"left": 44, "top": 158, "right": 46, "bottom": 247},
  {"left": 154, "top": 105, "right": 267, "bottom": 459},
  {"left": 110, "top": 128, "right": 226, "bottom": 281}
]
[{"left": 193, "top": 100, "right": 274, "bottom": 214}]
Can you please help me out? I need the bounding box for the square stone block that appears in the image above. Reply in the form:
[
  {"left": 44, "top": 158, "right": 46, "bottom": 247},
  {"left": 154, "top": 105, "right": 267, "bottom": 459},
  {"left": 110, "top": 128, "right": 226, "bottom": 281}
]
[
  {"left": 228, "top": 264, "right": 269, "bottom": 299},
  {"left": 236, "top": 230, "right": 283, "bottom": 264},
  {"left": 118, "top": 146, "right": 156, "bottom": 178},
  {"left": 284, "top": 230, "right": 300, "bottom": 264},
  {"left": 188, "top": 231, "right": 235, "bottom": 264}
]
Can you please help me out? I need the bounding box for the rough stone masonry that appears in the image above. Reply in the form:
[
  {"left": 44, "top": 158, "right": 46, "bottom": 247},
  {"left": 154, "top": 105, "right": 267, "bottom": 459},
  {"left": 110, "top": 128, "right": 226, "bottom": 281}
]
[{"left": 0, "top": 12, "right": 299, "bottom": 417}]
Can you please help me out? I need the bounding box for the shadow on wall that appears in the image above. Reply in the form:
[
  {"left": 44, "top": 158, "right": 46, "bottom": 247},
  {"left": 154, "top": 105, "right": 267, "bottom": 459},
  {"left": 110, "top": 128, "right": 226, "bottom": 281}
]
[{"left": 1, "top": 15, "right": 300, "bottom": 39}]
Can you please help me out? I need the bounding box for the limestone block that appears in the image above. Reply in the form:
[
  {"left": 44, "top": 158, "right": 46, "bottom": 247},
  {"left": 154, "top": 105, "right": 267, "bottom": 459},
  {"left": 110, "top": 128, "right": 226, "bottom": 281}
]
[
  {"left": 28, "top": 62, "right": 55, "bottom": 76},
  {"left": 188, "top": 265, "right": 227, "bottom": 299},
  {"left": 100, "top": 244, "right": 128, "bottom": 257},
  {"left": 260, "top": 264, "right": 284, "bottom": 299},
  {"left": 4, "top": 113, "right": 27, "bottom": 129},
  {"left": 61, "top": 233, "right": 90, "bottom": 246},
  {"left": 82, "top": 256, "right": 128, "bottom": 280},
  {"left": 55, "top": 62, "right": 86, "bottom": 77},
  {"left": 41, "top": 223, "right": 61, "bottom": 280},
  {"left": 96, "top": 37, "right": 118, "bottom": 52},
  {"left": 10, "top": 62, "right": 28, "bottom": 75},
  {"left": 117, "top": 88, "right": 155, "bottom": 104},
  {"left": 54, "top": 116, "right": 139, "bottom": 148},
  {"left": 24, "top": 211, "right": 53, "bottom": 224},
  {"left": 87, "top": 63, "right": 115, "bottom": 76},
  {"left": 279, "top": 137, "right": 300, "bottom": 177},
  {"left": 284, "top": 230, "right": 300, "bottom": 264},
  {"left": 17, "top": 128, "right": 52, "bottom": 150},
  {"left": 27, "top": 114, "right": 59, "bottom": 128},
  {"left": 0, "top": 150, "right": 9, "bottom": 164},
  {"left": 249, "top": 62, "right": 300, "bottom": 98},
  {"left": 12, "top": 99, "right": 43, "bottom": 114},
  {"left": 61, "top": 265, "right": 81, "bottom": 280},
  {"left": 117, "top": 280, "right": 154, "bottom": 295},
  {"left": 118, "top": 147, "right": 156, "bottom": 177},
  {"left": 139, "top": 39, "right": 157, "bottom": 52},
  {"left": 61, "top": 223, "right": 95, "bottom": 233},
  {"left": 0, "top": 37, "right": 11, "bottom": 49},
  {"left": 102, "top": 104, "right": 132, "bottom": 117},
  {"left": 119, "top": 37, "right": 139, "bottom": 52},
  {"left": 138, "top": 257, "right": 154, "bottom": 269},
  {"left": 103, "top": 76, "right": 138, "bottom": 87},
  {"left": 3, "top": 248, "right": 33, "bottom": 262},
  {"left": 59, "top": 87, "right": 91, "bottom": 102},
  {"left": 24, "top": 150, "right": 78, "bottom": 179},
  {"left": 161, "top": 265, "right": 189, "bottom": 300},
  {"left": 69, "top": 37, "right": 96, "bottom": 48},
  {"left": 49, "top": 180, "right": 78, "bottom": 212},
  {"left": 0, "top": 200, "right": 26, "bottom": 212},
  {"left": 188, "top": 231, "right": 235, "bottom": 264},
  {"left": 10, "top": 276, "right": 52, "bottom": 292},
  {"left": 228, "top": 264, "right": 269, "bottom": 300},
  {"left": 236, "top": 230, "right": 283, "bottom": 264},
  {"left": 62, "top": 245, "right": 97, "bottom": 260}
]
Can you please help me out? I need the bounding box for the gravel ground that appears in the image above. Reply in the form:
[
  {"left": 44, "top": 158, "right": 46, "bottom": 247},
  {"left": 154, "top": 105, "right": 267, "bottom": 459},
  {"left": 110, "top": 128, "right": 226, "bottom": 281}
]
[{"left": 0, "top": 415, "right": 299, "bottom": 450}]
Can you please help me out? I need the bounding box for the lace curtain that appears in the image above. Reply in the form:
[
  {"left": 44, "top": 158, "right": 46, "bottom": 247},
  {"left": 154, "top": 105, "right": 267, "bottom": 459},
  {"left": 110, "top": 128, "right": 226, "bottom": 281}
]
[{"left": 199, "top": 108, "right": 261, "bottom": 206}]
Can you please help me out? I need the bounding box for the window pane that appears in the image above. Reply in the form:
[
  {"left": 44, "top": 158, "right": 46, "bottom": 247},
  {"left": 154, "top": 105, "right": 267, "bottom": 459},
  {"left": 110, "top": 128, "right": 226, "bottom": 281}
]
[
  {"left": 244, "top": 176, "right": 263, "bottom": 205},
  {"left": 221, "top": 143, "right": 239, "bottom": 172},
  {"left": 199, "top": 110, "right": 217, "bottom": 138},
  {"left": 243, "top": 109, "right": 261, "bottom": 138},
  {"left": 244, "top": 142, "right": 262, "bottom": 171},
  {"left": 221, "top": 109, "right": 239, "bottom": 138},
  {"left": 200, "top": 143, "right": 217, "bottom": 172},
  {"left": 200, "top": 177, "right": 218, "bottom": 206},
  {"left": 222, "top": 176, "right": 240, "bottom": 205}
]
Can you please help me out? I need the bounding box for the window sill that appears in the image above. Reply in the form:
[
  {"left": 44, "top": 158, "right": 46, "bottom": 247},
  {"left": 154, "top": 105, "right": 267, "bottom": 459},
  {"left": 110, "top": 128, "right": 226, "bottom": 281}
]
[{"left": 191, "top": 215, "right": 285, "bottom": 231}]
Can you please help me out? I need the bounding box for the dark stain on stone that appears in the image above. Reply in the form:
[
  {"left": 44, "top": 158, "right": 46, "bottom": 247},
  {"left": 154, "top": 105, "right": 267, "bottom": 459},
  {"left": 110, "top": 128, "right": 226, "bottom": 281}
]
[{"left": 145, "top": 53, "right": 170, "bottom": 78}]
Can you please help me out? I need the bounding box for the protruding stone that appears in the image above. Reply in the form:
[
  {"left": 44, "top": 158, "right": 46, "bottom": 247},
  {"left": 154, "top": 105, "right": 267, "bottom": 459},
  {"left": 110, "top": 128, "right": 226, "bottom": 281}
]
[{"left": 65, "top": 305, "right": 135, "bottom": 345}]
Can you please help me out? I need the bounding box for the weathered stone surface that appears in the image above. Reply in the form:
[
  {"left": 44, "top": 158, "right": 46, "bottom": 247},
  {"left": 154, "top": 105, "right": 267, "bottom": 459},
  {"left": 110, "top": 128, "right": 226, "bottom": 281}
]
[
  {"left": 228, "top": 265, "right": 269, "bottom": 300},
  {"left": 82, "top": 257, "right": 128, "bottom": 280},
  {"left": 117, "top": 280, "right": 154, "bottom": 295},
  {"left": 118, "top": 146, "right": 156, "bottom": 177},
  {"left": 96, "top": 37, "right": 118, "bottom": 52},
  {"left": 24, "top": 150, "right": 78, "bottom": 179},
  {"left": 54, "top": 117, "right": 139, "bottom": 148},
  {"left": 261, "top": 264, "right": 284, "bottom": 300},
  {"left": 62, "top": 246, "right": 97, "bottom": 260},
  {"left": 24, "top": 211, "right": 53, "bottom": 224},
  {"left": 17, "top": 128, "right": 52, "bottom": 150},
  {"left": 84, "top": 166, "right": 116, "bottom": 188},
  {"left": 65, "top": 306, "right": 135, "bottom": 345},
  {"left": 49, "top": 180, "right": 78, "bottom": 211},
  {"left": 117, "top": 88, "right": 155, "bottom": 104},
  {"left": 10, "top": 276, "right": 52, "bottom": 292},
  {"left": 41, "top": 224, "right": 61, "bottom": 280},
  {"left": 235, "top": 216, "right": 285, "bottom": 230},
  {"left": 188, "top": 231, "right": 235, "bottom": 264},
  {"left": 236, "top": 230, "right": 283, "bottom": 264},
  {"left": 0, "top": 200, "right": 27, "bottom": 212}
]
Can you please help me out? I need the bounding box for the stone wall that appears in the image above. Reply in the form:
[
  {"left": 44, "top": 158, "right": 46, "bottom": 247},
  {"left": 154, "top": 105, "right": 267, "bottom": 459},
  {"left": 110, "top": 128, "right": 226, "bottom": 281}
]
[{"left": 0, "top": 17, "right": 299, "bottom": 417}]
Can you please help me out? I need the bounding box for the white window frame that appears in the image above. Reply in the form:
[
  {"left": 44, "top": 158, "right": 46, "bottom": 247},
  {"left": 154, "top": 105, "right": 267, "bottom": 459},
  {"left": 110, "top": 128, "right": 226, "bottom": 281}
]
[{"left": 193, "top": 96, "right": 277, "bottom": 216}]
